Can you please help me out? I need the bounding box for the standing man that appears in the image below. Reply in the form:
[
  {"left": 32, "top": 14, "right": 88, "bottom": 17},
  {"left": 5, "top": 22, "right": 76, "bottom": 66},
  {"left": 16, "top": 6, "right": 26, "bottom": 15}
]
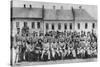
[{"left": 14, "top": 28, "right": 23, "bottom": 63}]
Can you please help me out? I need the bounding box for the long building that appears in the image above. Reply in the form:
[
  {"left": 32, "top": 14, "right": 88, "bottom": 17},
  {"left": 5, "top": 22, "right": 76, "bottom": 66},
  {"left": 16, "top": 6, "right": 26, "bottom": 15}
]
[{"left": 11, "top": 2, "right": 97, "bottom": 37}]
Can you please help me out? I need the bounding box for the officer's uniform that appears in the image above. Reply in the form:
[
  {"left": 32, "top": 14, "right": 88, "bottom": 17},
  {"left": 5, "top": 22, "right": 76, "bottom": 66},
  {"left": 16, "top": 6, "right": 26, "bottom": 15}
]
[{"left": 14, "top": 33, "right": 23, "bottom": 63}]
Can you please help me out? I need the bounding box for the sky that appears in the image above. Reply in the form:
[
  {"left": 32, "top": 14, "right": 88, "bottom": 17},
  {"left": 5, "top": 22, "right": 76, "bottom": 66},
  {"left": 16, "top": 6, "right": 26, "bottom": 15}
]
[{"left": 12, "top": 0, "right": 97, "bottom": 20}]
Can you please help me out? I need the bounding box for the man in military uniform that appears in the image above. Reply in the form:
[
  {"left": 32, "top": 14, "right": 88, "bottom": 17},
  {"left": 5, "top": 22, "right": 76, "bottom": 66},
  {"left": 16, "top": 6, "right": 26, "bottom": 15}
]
[{"left": 14, "top": 28, "right": 23, "bottom": 63}]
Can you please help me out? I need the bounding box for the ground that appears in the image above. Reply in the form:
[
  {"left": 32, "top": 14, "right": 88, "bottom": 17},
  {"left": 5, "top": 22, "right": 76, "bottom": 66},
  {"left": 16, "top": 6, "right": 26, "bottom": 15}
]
[{"left": 13, "top": 58, "right": 97, "bottom": 66}]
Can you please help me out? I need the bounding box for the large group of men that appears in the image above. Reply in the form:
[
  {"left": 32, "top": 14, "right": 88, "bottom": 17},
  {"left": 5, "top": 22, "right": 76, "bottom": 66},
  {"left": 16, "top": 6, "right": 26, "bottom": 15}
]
[{"left": 13, "top": 26, "right": 97, "bottom": 63}]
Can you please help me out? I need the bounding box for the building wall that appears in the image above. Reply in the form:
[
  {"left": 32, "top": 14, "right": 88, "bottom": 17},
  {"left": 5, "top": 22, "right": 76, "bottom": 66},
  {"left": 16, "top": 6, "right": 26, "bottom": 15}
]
[
  {"left": 12, "top": 19, "right": 44, "bottom": 37},
  {"left": 44, "top": 20, "right": 74, "bottom": 33},
  {"left": 75, "top": 20, "right": 97, "bottom": 33},
  {"left": 12, "top": 18, "right": 97, "bottom": 37}
]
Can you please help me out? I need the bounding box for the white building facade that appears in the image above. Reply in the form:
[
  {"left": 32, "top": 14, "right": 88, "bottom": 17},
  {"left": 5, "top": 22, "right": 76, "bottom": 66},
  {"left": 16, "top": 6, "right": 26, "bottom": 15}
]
[{"left": 11, "top": 3, "right": 97, "bottom": 37}]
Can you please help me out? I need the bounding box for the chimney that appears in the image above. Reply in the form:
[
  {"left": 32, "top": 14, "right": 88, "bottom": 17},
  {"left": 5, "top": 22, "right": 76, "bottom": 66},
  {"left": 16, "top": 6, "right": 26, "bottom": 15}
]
[
  {"left": 29, "top": 4, "right": 32, "bottom": 8},
  {"left": 42, "top": 5, "right": 44, "bottom": 19},
  {"left": 61, "top": 6, "right": 63, "bottom": 10},
  {"left": 24, "top": 4, "right": 26, "bottom": 8},
  {"left": 71, "top": 6, "right": 75, "bottom": 21},
  {"left": 53, "top": 5, "right": 56, "bottom": 10}
]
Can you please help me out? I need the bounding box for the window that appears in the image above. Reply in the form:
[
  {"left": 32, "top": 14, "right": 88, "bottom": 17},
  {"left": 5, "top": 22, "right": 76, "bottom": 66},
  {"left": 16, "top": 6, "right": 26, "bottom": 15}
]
[
  {"left": 37, "top": 22, "right": 40, "bottom": 29},
  {"left": 85, "top": 23, "right": 88, "bottom": 29},
  {"left": 52, "top": 24, "right": 54, "bottom": 30},
  {"left": 64, "top": 23, "right": 67, "bottom": 30},
  {"left": 92, "top": 23, "right": 95, "bottom": 29},
  {"left": 32, "top": 22, "right": 35, "bottom": 28},
  {"left": 30, "top": 4, "right": 32, "bottom": 8},
  {"left": 78, "top": 23, "right": 80, "bottom": 29},
  {"left": 24, "top": 4, "right": 26, "bottom": 8},
  {"left": 58, "top": 23, "right": 61, "bottom": 30},
  {"left": 46, "top": 23, "right": 49, "bottom": 30},
  {"left": 16, "top": 22, "right": 19, "bottom": 28},
  {"left": 70, "top": 23, "right": 72, "bottom": 29},
  {"left": 24, "top": 22, "right": 27, "bottom": 27}
]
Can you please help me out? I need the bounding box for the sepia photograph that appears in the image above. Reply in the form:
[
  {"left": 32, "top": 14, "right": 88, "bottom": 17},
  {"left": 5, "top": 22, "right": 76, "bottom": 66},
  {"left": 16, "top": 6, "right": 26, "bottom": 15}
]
[{"left": 10, "top": 0, "right": 97, "bottom": 66}]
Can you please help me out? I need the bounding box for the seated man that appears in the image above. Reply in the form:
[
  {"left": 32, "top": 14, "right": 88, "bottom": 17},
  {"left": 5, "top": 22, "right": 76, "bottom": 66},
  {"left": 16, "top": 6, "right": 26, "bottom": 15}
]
[
  {"left": 34, "top": 39, "right": 43, "bottom": 61},
  {"left": 41, "top": 40, "right": 50, "bottom": 61},
  {"left": 25, "top": 39, "right": 35, "bottom": 61}
]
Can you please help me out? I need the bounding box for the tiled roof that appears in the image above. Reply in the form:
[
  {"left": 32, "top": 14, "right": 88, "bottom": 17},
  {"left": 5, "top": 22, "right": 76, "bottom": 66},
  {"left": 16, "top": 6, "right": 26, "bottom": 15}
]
[
  {"left": 74, "top": 9, "right": 95, "bottom": 21},
  {"left": 12, "top": 7, "right": 42, "bottom": 18},
  {"left": 56, "top": 10, "right": 73, "bottom": 20},
  {"left": 12, "top": 7, "right": 95, "bottom": 21},
  {"left": 44, "top": 9, "right": 73, "bottom": 20},
  {"left": 44, "top": 9, "right": 56, "bottom": 20}
]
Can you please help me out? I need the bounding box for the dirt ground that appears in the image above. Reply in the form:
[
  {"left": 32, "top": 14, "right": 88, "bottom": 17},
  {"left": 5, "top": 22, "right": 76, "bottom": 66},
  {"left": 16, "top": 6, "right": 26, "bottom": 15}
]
[{"left": 13, "top": 58, "right": 97, "bottom": 66}]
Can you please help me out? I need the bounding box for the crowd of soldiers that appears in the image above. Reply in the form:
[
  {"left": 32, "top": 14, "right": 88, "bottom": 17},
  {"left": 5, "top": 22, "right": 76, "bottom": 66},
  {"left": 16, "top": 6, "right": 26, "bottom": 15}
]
[{"left": 13, "top": 27, "right": 97, "bottom": 63}]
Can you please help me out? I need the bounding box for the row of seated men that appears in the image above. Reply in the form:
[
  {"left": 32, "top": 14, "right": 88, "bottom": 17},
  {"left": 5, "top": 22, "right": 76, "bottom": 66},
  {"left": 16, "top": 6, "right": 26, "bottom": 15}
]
[{"left": 13, "top": 28, "right": 97, "bottom": 63}]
